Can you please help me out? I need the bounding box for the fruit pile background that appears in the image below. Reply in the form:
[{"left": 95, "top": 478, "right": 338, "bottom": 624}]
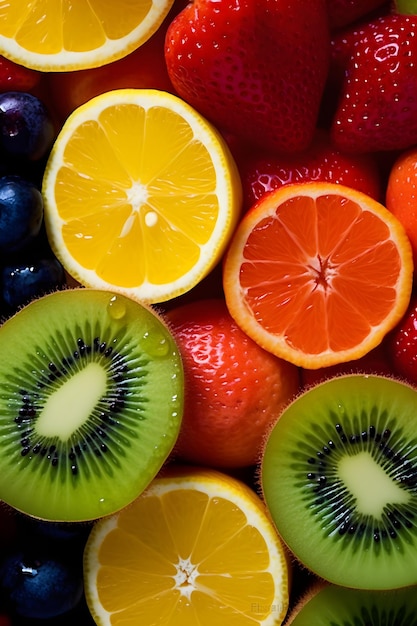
[{"left": 1, "top": 0, "right": 417, "bottom": 624}]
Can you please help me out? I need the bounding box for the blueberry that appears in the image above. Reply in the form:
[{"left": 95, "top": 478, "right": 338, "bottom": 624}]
[
  {"left": 0, "top": 549, "right": 83, "bottom": 619},
  {"left": 0, "top": 92, "right": 55, "bottom": 162},
  {"left": 1, "top": 257, "right": 66, "bottom": 311},
  {"left": 0, "top": 175, "right": 43, "bottom": 254},
  {"left": 16, "top": 515, "right": 93, "bottom": 547}
]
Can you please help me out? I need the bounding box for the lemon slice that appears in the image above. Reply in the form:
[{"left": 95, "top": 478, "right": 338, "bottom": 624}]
[
  {"left": 84, "top": 466, "right": 289, "bottom": 625},
  {"left": 0, "top": 0, "right": 175, "bottom": 71},
  {"left": 42, "top": 89, "right": 242, "bottom": 304}
]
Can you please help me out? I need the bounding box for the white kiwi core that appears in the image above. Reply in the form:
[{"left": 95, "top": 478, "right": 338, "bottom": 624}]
[
  {"left": 34, "top": 363, "right": 107, "bottom": 440},
  {"left": 338, "top": 451, "right": 410, "bottom": 518}
]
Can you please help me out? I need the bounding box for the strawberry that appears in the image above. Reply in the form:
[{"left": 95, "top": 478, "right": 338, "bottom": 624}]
[
  {"left": 0, "top": 55, "right": 41, "bottom": 93},
  {"left": 45, "top": 26, "right": 175, "bottom": 124},
  {"left": 330, "top": 10, "right": 417, "bottom": 153},
  {"left": 236, "top": 129, "right": 383, "bottom": 211},
  {"left": 386, "top": 293, "right": 417, "bottom": 385},
  {"left": 44, "top": 1, "right": 189, "bottom": 124},
  {"left": 326, "top": 0, "right": 389, "bottom": 30},
  {"left": 165, "top": 0, "right": 330, "bottom": 153}
]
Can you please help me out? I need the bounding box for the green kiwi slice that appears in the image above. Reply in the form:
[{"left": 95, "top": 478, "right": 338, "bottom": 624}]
[
  {"left": 261, "top": 374, "right": 417, "bottom": 590},
  {"left": 0, "top": 289, "right": 183, "bottom": 522},
  {"left": 286, "top": 583, "right": 417, "bottom": 625}
]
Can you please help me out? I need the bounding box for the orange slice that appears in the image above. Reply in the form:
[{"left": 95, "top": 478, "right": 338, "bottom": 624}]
[
  {"left": 83, "top": 466, "right": 289, "bottom": 626},
  {"left": 0, "top": 0, "right": 175, "bottom": 71},
  {"left": 42, "top": 89, "right": 242, "bottom": 304},
  {"left": 223, "top": 182, "right": 413, "bottom": 369}
]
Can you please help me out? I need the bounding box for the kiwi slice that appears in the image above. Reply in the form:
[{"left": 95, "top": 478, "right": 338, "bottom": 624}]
[
  {"left": 261, "top": 374, "right": 417, "bottom": 590},
  {"left": 286, "top": 583, "right": 417, "bottom": 625},
  {"left": 0, "top": 289, "right": 183, "bottom": 522}
]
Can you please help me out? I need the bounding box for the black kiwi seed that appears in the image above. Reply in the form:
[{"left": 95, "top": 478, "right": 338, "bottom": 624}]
[
  {"left": 262, "top": 374, "right": 417, "bottom": 590},
  {"left": 0, "top": 289, "right": 184, "bottom": 522}
]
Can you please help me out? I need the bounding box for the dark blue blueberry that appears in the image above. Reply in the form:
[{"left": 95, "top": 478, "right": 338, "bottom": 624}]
[
  {"left": 16, "top": 515, "right": 93, "bottom": 547},
  {"left": 0, "top": 549, "right": 83, "bottom": 620},
  {"left": 1, "top": 258, "right": 66, "bottom": 311},
  {"left": 0, "top": 92, "right": 55, "bottom": 162},
  {"left": 0, "top": 175, "right": 43, "bottom": 254}
]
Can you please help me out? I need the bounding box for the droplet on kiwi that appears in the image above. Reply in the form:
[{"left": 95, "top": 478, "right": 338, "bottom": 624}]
[
  {"left": 286, "top": 583, "right": 417, "bottom": 625},
  {"left": 261, "top": 374, "right": 417, "bottom": 590},
  {"left": 0, "top": 289, "right": 184, "bottom": 522}
]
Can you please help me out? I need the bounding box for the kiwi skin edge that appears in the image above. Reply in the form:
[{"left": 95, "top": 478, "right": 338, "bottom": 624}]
[
  {"left": 284, "top": 581, "right": 417, "bottom": 625},
  {"left": 284, "top": 579, "right": 326, "bottom": 625},
  {"left": 0, "top": 288, "right": 184, "bottom": 522}
]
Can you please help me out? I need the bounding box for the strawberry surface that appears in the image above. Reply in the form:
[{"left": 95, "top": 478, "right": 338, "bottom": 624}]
[
  {"left": 326, "top": 0, "right": 389, "bottom": 30},
  {"left": 331, "top": 13, "right": 417, "bottom": 153},
  {"left": 387, "top": 293, "right": 417, "bottom": 385},
  {"left": 165, "top": 0, "right": 330, "bottom": 152},
  {"left": 236, "top": 129, "right": 383, "bottom": 210},
  {"left": 0, "top": 56, "right": 40, "bottom": 93}
]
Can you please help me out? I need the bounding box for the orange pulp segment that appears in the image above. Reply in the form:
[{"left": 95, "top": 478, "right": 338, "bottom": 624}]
[
  {"left": 42, "top": 89, "right": 242, "bottom": 304},
  {"left": 223, "top": 182, "right": 413, "bottom": 369},
  {"left": 83, "top": 467, "right": 289, "bottom": 626},
  {"left": 0, "top": 0, "right": 175, "bottom": 71}
]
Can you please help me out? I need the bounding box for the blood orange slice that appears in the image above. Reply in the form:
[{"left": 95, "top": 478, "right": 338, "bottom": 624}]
[{"left": 223, "top": 182, "right": 413, "bottom": 368}]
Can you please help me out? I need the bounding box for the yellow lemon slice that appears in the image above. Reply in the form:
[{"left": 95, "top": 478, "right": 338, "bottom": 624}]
[
  {"left": 0, "top": 0, "right": 175, "bottom": 71},
  {"left": 84, "top": 466, "right": 289, "bottom": 625},
  {"left": 42, "top": 89, "right": 242, "bottom": 304}
]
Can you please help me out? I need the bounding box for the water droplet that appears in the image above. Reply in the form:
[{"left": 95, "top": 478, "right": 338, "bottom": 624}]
[
  {"left": 107, "top": 295, "right": 126, "bottom": 320},
  {"left": 140, "top": 326, "right": 171, "bottom": 358}
]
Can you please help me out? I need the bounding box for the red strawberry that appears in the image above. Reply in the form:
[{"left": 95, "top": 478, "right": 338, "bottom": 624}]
[
  {"left": 0, "top": 55, "right": 41, "bottom": 93},
  {"left": 45, "top": 0, "right": 187, "bottom": 124},
  {"left": 386, "top": 293, "right": 417, "bottom": 385},
  {"left": 330, "top": 11, "right": 417, "bottom": 153},
  {"left": 326, "top": 0, "right": 389, "bottom": 30},
  {"left": 165, "top": 0, "right": 330, "bottom": 153},
  {"left": 46, "top": 27, "right": 175, "bottom": 124},
  {"left": 236, "top": 129, "right": 383, "bottom": 211}
]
